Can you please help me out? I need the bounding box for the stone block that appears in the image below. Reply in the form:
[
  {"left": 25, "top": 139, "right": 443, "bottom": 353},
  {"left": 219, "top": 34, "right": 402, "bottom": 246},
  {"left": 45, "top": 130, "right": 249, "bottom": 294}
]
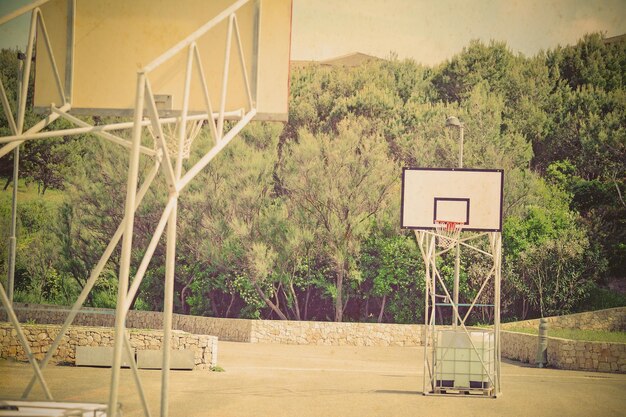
[
  {"left": 75, "top": 346, "right": 134, "bottom": 368},
  {"left": 137, "top": 349, "right": 195, "bottom": 370}
]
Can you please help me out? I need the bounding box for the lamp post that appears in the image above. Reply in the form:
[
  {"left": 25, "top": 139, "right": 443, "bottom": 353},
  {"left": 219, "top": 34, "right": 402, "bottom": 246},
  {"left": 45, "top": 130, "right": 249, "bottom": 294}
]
[
  {"left": 445, "top": 116, "right": 464, "bottom": 327},
  {"left": 445, "top": 116, "right": 464, "bottom": 168}
]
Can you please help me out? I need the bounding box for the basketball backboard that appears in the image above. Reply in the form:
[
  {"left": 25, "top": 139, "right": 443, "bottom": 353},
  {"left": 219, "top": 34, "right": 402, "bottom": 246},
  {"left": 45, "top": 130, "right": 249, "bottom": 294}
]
[
  {"left": 33, "top": 0, "right": 292, "bottom": 121},
  {"left": 401, "top": 168, "right": 504, "bottom": 232}
]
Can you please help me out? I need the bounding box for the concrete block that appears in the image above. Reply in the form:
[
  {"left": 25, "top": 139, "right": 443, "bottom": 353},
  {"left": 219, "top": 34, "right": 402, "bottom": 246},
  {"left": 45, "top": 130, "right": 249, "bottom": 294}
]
[
  {"left": 75, "top": 346, "right": 134, "bottom": 368},
  {"left": 137, "top": 349, "right": 195, "bottom": 370}
]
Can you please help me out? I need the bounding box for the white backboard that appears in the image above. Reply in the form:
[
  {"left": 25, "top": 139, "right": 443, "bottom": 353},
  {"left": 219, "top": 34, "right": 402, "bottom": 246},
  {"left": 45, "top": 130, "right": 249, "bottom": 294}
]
[
  {"left": 33, "top": 0, "right": 292, "bottom": 121},
  {"left": 401, "top": 168, "right": 504, "bottom": 231}
]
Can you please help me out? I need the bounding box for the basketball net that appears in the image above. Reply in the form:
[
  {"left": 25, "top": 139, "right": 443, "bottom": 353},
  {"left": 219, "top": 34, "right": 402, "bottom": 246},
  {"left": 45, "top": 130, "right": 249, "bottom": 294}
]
[
  {"left": 148, "top": 119, "right": 204, "bottom": 160},
  {"left": 434, "top": 220, "right": 463, "bottom": 249}
]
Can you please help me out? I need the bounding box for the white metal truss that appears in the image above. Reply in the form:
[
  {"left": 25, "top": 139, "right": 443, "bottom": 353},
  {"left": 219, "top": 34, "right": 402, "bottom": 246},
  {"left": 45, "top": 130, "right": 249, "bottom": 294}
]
[
  {"left": 0, "top": 1, "right": 260, "bottom": 416},
  {"left": 415, "top": 229, "right": 502, "bottom": 397}
]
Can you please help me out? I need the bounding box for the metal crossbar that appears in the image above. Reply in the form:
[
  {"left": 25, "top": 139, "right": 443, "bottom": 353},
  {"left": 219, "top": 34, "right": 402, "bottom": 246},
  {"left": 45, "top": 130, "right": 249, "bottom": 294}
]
[
  {"left": 0, "top": 1, "right": 261, "bottom": 416},
  {"left": 435, "top": 303, "right": 495, "bottom": 307},
  {"left": 416, "top": 229, "right": 502, "bottom": 397}
]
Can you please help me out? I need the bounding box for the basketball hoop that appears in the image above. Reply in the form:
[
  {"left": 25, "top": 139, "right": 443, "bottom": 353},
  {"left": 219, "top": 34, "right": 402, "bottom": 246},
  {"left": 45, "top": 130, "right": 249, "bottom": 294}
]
[
  {"left": 148, "top": 119, "right": 204, "bottom": 159},
  {"left": 434, "top": 220, "right": 463, "bottom": 249}
]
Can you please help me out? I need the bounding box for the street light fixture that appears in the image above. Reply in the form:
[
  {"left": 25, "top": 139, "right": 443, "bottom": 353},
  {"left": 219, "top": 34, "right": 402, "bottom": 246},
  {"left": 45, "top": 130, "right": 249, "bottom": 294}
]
[
  {"left": 445, "top": 116, "right": 464, "bottom": 168},
  {"left": 445, "top": 116, "right": 464, "bottom": 327}
]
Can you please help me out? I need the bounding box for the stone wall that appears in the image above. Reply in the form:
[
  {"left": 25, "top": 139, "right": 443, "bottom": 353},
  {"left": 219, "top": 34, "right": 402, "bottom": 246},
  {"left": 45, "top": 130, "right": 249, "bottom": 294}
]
[
  {"left": 501, "top": 330, "right": 626, "bottom": 373},
  {"left": 501, "top": 330, "right": 537, "bottom": 364},
  {"left": 501, "top": 307, "right": 626, "bottom": 332},
  {"left": 0, "top": 323, "right": 217, "bottom": 370},
  {"left": 1, "top": 303, "right": 420, "bottom": 346},
  {"left": 175, "top": 315, "right": 251, "bottom": 343},
  {"left": 548, "top": 337, "right": 626, "bottom": 373},
  {"left": 1, "top": 303, "right": 250, "bottom": 343},
  {"left": 3, "top": 304, "right": 625, "bottom": 372},
  {"left": 2, "top": 304, "right": 117, "bottom": 327},
  {"left": 250, "top": 320, "right": 422, "bottom": 346}
]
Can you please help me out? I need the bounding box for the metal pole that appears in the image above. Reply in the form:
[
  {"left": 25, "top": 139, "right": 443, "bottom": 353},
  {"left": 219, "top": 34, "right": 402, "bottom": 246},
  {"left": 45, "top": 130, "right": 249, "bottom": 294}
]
[
  {"left": 1, "top": 109, "right": 242, "bottom": 145},
  {"left": 416, "top": 231, "right": 429, "bottom": 394},
  {"left": 0, "top": 277, "right": 53, "bottom": 400},
  {"left": 453, "top": 123, "right": 463, "bottom": 327},
  {"left": 217, "top": 14, "right": 235, "bottom": 139},
  {"left": 21, "top": 161, "right": 160, "bottom": 399},
  {"left": 124, "top": 333, "right": 153, "bottom": 417},
  {"left": 0, "top": 103, "right": 72, "bottom": 160},
  {"left": 52, "top": 107, "right": 158, "bottom": 157},
  {"left": 177, "top": 109, "right": 255, "bottom": 191},
  {"left": 161, "top": 200, "right": 177, "bottom": 417},
  {"left": 122, "top": 197, "right": 177, "bottom": 314},
  {"left": 0, "top": 0, "right": 49, "bottom": 26},
  {"left": 459, "top": 124, "right": 464, "bottom": 168},
  {"left": 142, "top": 0, "right": 250, "bottom": 73},
  {"left": 108, "top": 73, "right": 146, "bottom": 417},
  {"left": 453, "top": 243, "right": 460, "bottom": 328},
  {"left": 429, "top": 236, "right": 437, "bottom": 392},
  {"left": 160, "top": 43, "right": 194, "bottom": 417},
  {"left": 17, "top": 11, "right": 37, "bottom": 134},
  {"left": 493, "top": 232, "right": 502, "bottom": 395},
  {"left": 36, "top": 9, "right": 66, "bottom": 105},
  {"left": 7, "top": 53, "right": 25, "bottom": 304},
  {"left": 7, "top": 147, "right": 18, "bottom": 304}
]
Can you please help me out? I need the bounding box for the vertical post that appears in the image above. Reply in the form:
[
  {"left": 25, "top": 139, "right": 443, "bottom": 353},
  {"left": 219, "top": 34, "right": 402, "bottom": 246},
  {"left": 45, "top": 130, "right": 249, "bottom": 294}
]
[
  {"left": 108, "top": 72, "right": 146, "bottom": 417},
  {"left": 535, "top": 318, "right": 548, "bottom": 368},
  {"left": 7, "top": 54, "right": 25, "bottom": 304},
  {"left": 445, "top": 117, "right": 464, "bottom": 328},
  {"left": 453, "top": 243, "right": 460, "bottom": 328},
  {"left": 458, "top": 124, "right": 464, "bottom": 169},
  {"left": 429, "top": 235, "right": 437, "bottom": 392},
  {"left": 0, "top": 282, "right": 53, "bottom": 400},
  {"left": 250, "top": 0, "right": 260, "bottom": 107},
  {"left": 493, "top": 232, "right": 502, "bottom": 395},
  {"left": 64, "top": 0, "right": 76, "bottom": 104},
  {"left": 160, "top": 44, "right": 193, "bottom": 417},
  {"left": 452, "top": 122, "right": 463, "bottom": 327},
  {"left": 7, "top": 12, "right": 37, "bottom": 302},
  {"left": 7, "top": 147, "right": 18, "bottom": 304},
  {"left": 17, "top": 11, "right": 37, "bottom": 134},
  {"left": 160, "top": 200, "right": 177, "bottom": 417},
  {"left": 418, "top": 232, "right": 429, "bottom": 394},
  {"left": 217, "top": 14, "right": 235, "bottom": 139}
]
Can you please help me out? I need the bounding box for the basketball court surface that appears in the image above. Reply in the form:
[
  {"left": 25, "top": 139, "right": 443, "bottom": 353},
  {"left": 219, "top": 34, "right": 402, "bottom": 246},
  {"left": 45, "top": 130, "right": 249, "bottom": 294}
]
[
  {"left": 1, "top": 2, "right": 623, "bottom": 416},
  {"left": 2, "top": 341, "right": 625, "bottom": 417}
]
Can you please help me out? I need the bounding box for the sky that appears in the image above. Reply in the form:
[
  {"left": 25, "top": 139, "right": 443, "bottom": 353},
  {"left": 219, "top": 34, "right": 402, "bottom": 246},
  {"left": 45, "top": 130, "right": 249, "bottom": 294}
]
[
  {"left": 1, "top": 0, "right": 625, "bottom": 66},
  {"left": 291, "top": 0, "right": 626, "bottom": 65}
]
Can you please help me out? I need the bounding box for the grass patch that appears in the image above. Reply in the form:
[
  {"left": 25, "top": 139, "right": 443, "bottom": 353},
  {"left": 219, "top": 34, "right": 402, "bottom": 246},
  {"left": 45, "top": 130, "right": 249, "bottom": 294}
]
[
  {"left": 506, "top": 327, "right": 626, "bottom": 343},
  {"left": 210, "top": 365, "right": 225, "bottom": 372},
  {"left": 0, "top": 179, "right": 66, "bottom": 207}
]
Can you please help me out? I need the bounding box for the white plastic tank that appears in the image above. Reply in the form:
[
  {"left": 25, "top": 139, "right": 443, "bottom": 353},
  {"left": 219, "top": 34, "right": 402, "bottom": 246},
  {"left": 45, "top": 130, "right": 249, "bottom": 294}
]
[{"left": 436, "top": 329, "right": 494, "bottom": 389}]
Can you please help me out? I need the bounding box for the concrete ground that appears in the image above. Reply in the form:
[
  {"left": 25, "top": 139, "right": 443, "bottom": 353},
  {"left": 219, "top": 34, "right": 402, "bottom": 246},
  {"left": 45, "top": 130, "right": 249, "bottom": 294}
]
[{"left": 2, "top": 341, "right": 625, "bottom": 417}]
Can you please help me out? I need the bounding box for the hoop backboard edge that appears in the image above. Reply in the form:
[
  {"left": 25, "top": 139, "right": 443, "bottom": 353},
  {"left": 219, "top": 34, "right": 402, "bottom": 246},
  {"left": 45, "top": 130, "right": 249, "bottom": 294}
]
[
  {"left": 33, "top": 0, "right": 292, "bottom": 122},
  {"left": 400, "top": 167, "right": 504, "bottom": 232}
]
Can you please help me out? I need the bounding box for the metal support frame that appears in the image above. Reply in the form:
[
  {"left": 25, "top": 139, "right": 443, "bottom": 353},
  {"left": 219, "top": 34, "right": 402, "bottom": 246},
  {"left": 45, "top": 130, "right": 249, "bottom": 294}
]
[
  {"left": 1, "top": 1, "right": 260, "bottom": 415},
  {"left": 416, "top": 229, "right": 502, "bottom": 397},
  {"left": 445, "top": 116, "right": 464, "bottom": 328}
]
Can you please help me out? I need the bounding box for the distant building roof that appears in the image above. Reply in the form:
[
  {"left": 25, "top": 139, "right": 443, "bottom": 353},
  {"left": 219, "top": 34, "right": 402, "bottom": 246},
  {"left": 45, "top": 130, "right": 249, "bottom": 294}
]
[
  {"left": 603, "top": 34, "right": 626, "bottom": 45},
  {"left": 291, "top": 52, "right": 383, "bottom": 68},
  {"left": 320, "top": 52, "right": 383, "bottom": 67}
]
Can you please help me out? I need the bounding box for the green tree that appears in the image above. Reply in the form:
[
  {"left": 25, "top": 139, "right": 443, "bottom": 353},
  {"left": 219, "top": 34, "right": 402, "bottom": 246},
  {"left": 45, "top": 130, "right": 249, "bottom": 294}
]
[
  {"left": 360, "top": 231, "right": 423, "bottom": 323},
  {"left": 503, "top": 183, "right": 606, "bottom": 318},
  {"left": 431, "top": 40, "right": 516, "bottom": 104},
  {"left": 280, "top": 118, "right": 398, "bottom": 321}
]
